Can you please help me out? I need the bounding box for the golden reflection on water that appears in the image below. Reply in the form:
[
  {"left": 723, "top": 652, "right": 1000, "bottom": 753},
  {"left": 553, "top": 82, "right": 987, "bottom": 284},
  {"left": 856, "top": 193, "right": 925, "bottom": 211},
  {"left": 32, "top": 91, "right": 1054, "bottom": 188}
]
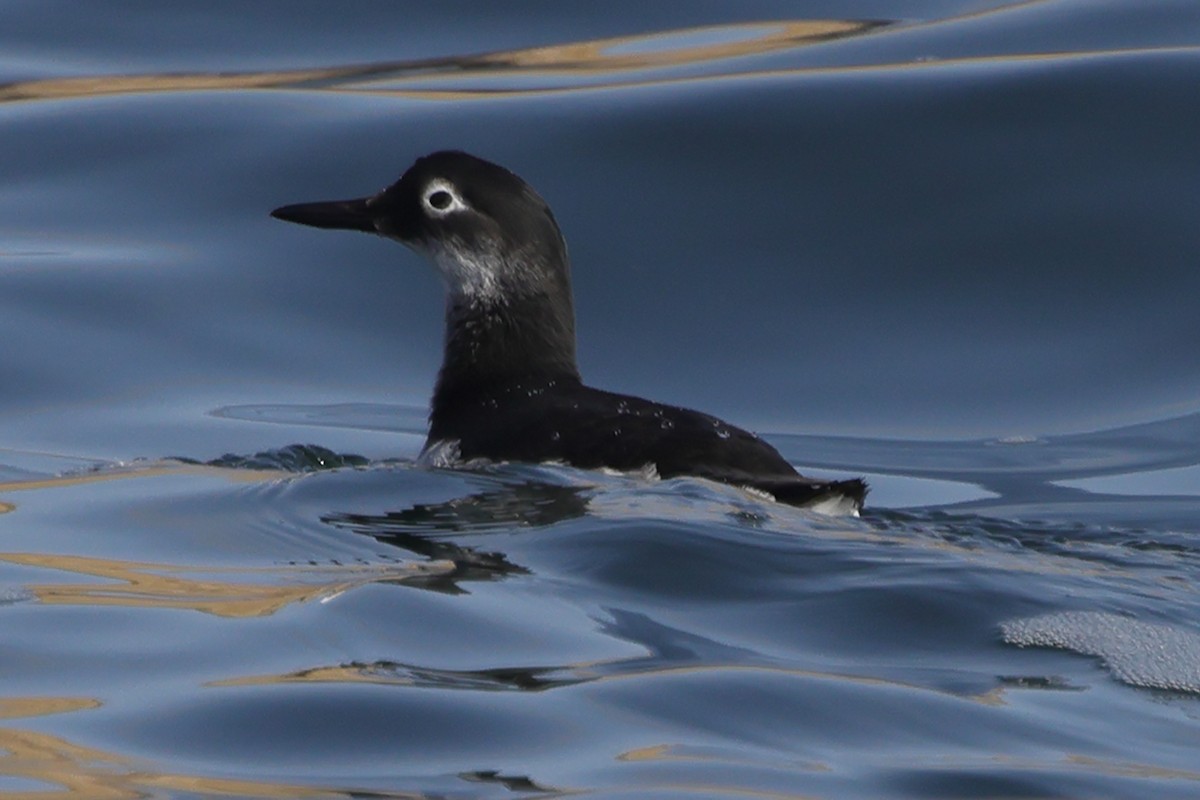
[
  {"left": 0, "top": 697, "right": 100, "bottom": 720},
  {"left": 0, "top": 698, "right": 553, "bottom": 799},
  {"left": 0, "top": 727, "right": 386, "bottom": 800},
  {"left": 212, "top": 663, "right": 400, "bottom": 688},
  {"left": 0, "top": 460, "right": 280, "bottom": 518},
  {"left": 618, "top": 742, "right": 830, "bottom": 775},
  {"left": 0, "top": 552, "right": 450, "bottom": 617},
  {"left": 0, "top": 696, "right": 381, "bottom": 799},
  {"left": 0, "top": 19, "right": 884, "bottom": 104}
]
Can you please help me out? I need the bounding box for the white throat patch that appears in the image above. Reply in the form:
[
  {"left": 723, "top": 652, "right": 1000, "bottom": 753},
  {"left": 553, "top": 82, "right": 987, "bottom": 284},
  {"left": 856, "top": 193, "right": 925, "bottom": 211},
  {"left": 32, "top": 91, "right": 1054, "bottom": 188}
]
[{"left": 421, "top": 236, "right": 504, "bottom": 300}]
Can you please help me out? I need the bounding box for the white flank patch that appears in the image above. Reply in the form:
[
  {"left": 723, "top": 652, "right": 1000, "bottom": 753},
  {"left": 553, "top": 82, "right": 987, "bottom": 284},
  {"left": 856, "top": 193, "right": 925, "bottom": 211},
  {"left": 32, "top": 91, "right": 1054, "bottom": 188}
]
[
  {"left": 597, "top": 462, "right": 660, "bottom": 481},
  {"left": 418, "top": 439, "right": 462, "bottom": 468},
  {"left": 738, "top": 484, "right": 859, "bottom": 516},
  {"left": 803, "top": 492, "right": 862, "bottom": 517},
  {"left": 740, "top": 485, "right": 777, "bottom": 502}
]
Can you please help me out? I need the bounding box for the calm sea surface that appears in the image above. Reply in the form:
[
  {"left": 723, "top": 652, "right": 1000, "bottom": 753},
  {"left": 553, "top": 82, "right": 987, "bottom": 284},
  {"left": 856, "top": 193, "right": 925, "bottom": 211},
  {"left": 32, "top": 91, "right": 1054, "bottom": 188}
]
[{"left": 2, "top": 2, "right": 1199, "bottom": 797}]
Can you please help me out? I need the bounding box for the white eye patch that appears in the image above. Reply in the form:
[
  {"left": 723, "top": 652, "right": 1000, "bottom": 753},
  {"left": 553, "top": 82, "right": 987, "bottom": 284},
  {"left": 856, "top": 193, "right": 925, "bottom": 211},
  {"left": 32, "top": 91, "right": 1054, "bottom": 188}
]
[{"left": 423, "top": 179, "right": 469, "bottom": 217}]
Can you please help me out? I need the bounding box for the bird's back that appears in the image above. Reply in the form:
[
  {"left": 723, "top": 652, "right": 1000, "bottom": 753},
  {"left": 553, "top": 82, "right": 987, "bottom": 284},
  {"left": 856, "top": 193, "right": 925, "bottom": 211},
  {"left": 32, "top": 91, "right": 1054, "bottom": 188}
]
[{"left": 427, "top": 376, "right": 866, "bottom": 511}]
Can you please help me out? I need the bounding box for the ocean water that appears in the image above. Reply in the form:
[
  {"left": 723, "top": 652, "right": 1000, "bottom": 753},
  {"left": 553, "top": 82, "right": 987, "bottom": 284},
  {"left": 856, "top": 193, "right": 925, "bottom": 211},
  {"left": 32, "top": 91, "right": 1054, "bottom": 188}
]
[{"left": 1, "top": 2, "right": 1199, "bottom": 797}]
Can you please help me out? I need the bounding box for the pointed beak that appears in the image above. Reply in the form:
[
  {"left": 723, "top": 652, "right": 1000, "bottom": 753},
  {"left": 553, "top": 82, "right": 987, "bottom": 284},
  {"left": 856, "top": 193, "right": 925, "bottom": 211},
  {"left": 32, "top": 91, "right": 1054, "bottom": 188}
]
[{"left": 270, "top": 197, "right": 377, "bottom": 233}]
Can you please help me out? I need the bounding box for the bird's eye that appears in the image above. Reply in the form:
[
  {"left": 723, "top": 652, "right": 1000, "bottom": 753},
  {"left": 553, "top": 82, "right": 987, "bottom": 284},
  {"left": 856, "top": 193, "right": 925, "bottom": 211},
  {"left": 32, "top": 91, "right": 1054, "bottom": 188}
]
[{"left": 422, "top": 181, "right": 466, "bottom": 216}]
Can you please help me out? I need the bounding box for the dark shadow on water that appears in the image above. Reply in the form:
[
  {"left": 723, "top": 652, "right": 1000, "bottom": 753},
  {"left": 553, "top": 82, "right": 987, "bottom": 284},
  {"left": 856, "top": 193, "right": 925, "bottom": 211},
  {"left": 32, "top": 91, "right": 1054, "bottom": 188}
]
[
  {"left": 459, "top": 769, "right": 559, "bottom": 793},
  {"left": 221, "top": 605, "right": 775, "bottom": 696},
  {"left": 329, "top": 481, "right": 591, "bottom": 534},
  {"left": 282, "top": 659, "right": 575, "bottom": 692},
  {"left": 325, "top": 522, "right": 527, "bottom": 595},
  {"left": 175, "top": 442, "right": 370, "bottom": 472},
  {"left": 322, "top": 481, "right": 591, "bottom": 593}
]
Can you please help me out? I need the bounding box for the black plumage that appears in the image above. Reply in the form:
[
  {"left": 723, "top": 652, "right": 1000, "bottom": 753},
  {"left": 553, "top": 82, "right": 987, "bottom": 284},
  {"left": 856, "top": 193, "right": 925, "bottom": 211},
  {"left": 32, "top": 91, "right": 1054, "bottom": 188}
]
[{"left": 272, "top": 151, "right": 866, "bottom": 512}]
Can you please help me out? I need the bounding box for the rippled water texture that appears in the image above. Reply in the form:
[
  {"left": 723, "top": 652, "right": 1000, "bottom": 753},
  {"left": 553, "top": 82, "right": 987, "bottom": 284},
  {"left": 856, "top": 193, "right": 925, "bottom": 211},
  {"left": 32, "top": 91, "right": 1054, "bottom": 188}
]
[{"left": 2, "top": 2, "right": 1199, "bottom": 798}]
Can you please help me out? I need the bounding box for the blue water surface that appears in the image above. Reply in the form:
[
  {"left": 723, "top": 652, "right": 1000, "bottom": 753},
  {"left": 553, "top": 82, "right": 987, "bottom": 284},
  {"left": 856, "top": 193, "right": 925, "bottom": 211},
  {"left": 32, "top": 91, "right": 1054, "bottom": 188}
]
[{"left": 1, "top": 1, "right": 1199, "bottom": 797}]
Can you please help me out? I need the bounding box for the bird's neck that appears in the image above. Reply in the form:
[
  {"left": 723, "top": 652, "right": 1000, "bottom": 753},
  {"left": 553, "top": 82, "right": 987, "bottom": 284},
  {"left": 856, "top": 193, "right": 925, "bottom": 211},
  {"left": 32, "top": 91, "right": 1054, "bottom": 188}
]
[{"left": 432, "top": 287, "right": 580, "bottom": 410}]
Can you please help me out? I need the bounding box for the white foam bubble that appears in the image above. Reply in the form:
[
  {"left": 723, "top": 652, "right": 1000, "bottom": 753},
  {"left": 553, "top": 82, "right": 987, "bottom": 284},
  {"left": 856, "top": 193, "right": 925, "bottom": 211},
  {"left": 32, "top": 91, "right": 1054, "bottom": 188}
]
[{"left": 1002, "top": 611, "right": 1200, "bottom": 693}]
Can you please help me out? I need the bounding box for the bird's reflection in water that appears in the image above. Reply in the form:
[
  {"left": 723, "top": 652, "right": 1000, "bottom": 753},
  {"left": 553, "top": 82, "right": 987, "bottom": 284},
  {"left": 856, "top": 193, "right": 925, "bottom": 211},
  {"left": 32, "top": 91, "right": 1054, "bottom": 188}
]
[
  {"left": 459, "top": 769, "right": 558, "bottom": 793},
  {"left": 322, "top": 480, "right": 589, "bottom": 593}
]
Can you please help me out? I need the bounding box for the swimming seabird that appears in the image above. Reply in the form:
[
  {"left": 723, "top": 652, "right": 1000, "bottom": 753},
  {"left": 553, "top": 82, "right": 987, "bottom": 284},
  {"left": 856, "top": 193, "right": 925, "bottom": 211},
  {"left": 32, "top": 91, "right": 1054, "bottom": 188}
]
[{"left": 272, "top": 150, "right": 867, "bottom": 513}]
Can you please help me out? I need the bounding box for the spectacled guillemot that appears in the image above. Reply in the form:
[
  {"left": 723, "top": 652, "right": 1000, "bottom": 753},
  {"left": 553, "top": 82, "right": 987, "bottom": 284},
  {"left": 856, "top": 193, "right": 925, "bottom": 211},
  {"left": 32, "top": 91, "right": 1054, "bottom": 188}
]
[{"left": 271, "top": 151, "right": 867, "bottom": 514}]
